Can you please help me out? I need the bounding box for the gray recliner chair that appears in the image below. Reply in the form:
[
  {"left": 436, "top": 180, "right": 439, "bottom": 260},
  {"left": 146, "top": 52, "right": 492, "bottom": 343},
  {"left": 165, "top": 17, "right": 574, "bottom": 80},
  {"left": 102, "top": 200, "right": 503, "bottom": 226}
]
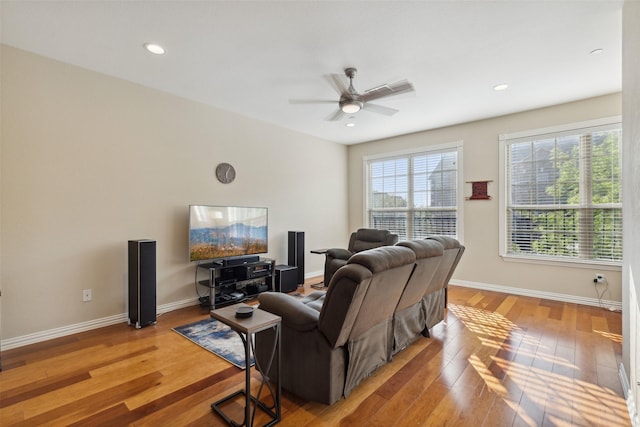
[
  {"left": 323, "top": 228, "right": 399, "bottom": 286},
  {"left": 255, "top": 245, "right": 416, "bottom": 405},
  {"left": 393, "top": 239, "right": 444, "bottom": 352},
  {"left": 424, "top": 235, "right": 465, "bottom": 329}
]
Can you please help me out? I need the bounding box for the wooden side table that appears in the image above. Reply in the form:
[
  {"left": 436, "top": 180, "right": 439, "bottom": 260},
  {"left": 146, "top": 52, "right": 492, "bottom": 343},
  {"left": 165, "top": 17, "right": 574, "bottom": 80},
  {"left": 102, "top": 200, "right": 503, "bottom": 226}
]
[
  {"left": 309, "top": 249, "right": 329, "bottom": 289},
  {"left": 210, "top": 304, "right": 281, "bottom": 426}
]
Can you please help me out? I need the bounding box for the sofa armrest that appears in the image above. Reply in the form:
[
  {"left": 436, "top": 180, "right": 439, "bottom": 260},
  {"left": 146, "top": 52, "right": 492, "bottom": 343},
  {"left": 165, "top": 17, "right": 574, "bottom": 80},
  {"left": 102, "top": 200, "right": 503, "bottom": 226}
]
[
  {"left": 258, "top": 292, "right": 319, "bottom": 332},
  {"left": 326, "top": 248, "right": 353, "bottom": 260}
]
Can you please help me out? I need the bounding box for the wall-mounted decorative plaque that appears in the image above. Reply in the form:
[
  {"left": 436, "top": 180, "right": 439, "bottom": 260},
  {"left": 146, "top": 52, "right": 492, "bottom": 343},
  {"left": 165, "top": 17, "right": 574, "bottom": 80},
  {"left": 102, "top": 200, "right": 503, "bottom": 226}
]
[{"left": 466, "top": 180, "right": 492, "bottom": 200}]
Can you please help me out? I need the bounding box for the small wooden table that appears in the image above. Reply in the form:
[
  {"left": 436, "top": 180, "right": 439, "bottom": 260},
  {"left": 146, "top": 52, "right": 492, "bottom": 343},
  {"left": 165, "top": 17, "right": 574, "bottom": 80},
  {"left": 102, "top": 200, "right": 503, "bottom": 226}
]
[{"left": 210, "top": 304, "right": 281, "bottom": 426}]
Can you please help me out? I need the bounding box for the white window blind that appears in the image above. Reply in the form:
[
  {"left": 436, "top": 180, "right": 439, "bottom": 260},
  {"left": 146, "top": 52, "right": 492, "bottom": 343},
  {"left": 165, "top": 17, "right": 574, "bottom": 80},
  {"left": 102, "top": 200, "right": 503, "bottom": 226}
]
[
  {"left": 501, "top": 118, "right": 622, "bottom": 264},
  {"left": 366, "top": 144, "right": 461, "bottom": 240}
]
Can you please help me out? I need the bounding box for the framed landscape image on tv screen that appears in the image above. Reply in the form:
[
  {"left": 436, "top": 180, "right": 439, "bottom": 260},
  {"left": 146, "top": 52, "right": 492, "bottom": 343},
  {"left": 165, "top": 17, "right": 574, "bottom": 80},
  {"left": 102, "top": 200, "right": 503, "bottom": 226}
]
[{"left": 189, "top": 205, "right": 268, "bottom": 262}]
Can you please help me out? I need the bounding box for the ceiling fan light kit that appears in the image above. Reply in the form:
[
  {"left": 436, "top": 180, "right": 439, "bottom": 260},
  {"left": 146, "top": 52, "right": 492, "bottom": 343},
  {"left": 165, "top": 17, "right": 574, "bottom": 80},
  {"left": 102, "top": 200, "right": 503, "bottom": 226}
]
[{"left": 340, "top": 99, "right": 363, "bottom": 113}]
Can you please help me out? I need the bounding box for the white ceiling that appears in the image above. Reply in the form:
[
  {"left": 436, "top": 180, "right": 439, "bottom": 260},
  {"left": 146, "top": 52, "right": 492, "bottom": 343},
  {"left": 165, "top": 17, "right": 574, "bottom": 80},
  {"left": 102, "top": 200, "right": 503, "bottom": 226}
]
[{"left": 0, "top": 1, "right": 623, "bottom": 145}]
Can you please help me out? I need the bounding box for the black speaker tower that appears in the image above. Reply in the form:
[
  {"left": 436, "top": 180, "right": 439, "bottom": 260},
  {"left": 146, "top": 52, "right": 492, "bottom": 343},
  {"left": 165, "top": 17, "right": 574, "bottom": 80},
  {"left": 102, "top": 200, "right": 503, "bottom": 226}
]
[
  {"left": 128, "top": 239, "right": 157, "bottom": 328},
  {"left": 287, "top": 231, "right": 305, "bottom": 285}
]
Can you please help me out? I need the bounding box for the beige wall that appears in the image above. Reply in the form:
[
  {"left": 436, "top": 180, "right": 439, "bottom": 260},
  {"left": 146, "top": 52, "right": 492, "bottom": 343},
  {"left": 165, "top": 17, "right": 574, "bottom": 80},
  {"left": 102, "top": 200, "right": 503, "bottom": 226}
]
[
  {"left": 348, "top": 93, "right": 622, "bottom": 303},
  {"left": 0, "top": 45, "right": 348, "bottom": 341}
]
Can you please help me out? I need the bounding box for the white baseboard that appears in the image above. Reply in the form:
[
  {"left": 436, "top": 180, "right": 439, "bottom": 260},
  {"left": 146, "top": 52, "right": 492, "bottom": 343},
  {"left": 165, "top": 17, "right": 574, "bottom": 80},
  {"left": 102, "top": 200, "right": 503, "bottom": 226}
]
[
  {"left": 156, "top": 297, "right": 201, "bottom": 315},
  {"left": 1, "top": 297, "right": 200, "bottom": 351},
  {"left": 306, "top": 270, "right": 323, "bottom": 281},
  {"left": 620, "top": 363, "right": 640, "bottom": 426},
  {"left": 451, "top": 279, "right": 622, "bottom": 311}
]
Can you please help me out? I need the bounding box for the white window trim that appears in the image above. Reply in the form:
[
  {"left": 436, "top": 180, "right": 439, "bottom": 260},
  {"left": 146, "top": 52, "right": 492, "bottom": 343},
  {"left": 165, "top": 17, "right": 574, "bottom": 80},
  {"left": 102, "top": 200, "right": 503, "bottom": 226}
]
[
  {"left": 498, "top": 116, "right": 622, "bottom": 269},
  {"left": 363, "top": 140, "right": 464, "bottom": 243}
]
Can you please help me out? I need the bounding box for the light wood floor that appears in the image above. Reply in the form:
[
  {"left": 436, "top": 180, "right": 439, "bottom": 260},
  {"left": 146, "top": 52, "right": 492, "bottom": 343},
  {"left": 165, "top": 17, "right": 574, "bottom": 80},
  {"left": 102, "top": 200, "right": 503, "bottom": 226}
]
[{"left": 0, "top": 282, "right": 630, "bottom": 426}]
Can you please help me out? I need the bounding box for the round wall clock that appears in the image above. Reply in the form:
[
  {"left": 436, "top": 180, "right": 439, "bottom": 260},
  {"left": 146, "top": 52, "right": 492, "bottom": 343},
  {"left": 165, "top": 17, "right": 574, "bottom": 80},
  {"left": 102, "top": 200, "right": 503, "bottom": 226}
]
[{"left": 215, "top": 163, "right": 236, "bottom": 184}]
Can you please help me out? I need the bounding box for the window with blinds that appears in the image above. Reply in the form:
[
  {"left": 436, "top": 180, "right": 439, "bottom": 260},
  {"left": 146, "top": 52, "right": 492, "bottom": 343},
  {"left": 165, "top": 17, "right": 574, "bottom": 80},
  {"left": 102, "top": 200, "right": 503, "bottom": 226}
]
[
  {"left": 501, "top": 118, "right": 622, "bottom": 264},
  {"left": 366, "top": 144, "right": 461, "bottom": 240}
]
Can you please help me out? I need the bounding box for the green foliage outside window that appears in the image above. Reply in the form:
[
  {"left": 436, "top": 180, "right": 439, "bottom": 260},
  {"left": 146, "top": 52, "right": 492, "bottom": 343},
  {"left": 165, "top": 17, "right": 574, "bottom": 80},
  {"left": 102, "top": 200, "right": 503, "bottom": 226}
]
[{"left": 509, "top": 129, "right": 621, "bottom": 262}]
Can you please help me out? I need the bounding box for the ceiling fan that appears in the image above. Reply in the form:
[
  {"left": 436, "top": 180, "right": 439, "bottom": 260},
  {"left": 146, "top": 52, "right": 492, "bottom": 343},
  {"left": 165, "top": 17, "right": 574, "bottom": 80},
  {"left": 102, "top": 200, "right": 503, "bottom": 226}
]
[{"left": 291, "top": 68, "right": 415, "bottom": 121}]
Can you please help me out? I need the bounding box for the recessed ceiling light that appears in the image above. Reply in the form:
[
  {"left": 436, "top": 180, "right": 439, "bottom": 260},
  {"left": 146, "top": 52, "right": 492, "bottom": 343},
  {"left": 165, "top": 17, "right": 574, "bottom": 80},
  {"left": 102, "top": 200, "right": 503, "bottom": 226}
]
[
  {"left": 493, "top": 83, "right": 509, "bottom": 91},
  {"left": 143, "top": 43, "right": 165, "bottom": 55},
  {"left": 590, "top": 48, "right": 604, "bottom": 55},
  {"left": 346, "top": 122, "right": 356, "bottom": 128}
]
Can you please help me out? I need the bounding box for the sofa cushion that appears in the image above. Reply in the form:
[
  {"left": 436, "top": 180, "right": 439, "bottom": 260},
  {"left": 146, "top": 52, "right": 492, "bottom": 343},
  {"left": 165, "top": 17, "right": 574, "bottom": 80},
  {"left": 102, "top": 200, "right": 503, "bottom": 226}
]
[{"left": 300, "top": 291, "right": 325, "bottom": 312}]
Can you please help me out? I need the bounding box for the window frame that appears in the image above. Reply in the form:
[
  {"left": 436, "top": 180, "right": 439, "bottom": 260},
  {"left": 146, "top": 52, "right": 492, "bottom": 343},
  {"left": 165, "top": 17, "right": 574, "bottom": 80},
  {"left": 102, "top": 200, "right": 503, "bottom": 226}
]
[
  {"left": 499, "top": 116, "right": 622, "bottom": 270},
  {"left": 363, "top": 141, "right": 464, "bottom": 242}
]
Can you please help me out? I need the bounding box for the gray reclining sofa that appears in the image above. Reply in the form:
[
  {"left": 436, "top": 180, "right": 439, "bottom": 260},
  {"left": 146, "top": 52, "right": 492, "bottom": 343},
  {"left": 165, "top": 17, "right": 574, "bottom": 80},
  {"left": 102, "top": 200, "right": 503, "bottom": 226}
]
[{"left": 255, "top": 236, "right": 464, "bottom": 405}]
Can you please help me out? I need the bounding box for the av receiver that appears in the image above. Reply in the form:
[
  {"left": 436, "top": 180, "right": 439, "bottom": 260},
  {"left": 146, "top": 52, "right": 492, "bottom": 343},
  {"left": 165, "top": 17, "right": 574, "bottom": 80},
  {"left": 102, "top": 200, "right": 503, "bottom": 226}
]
[{"left": 235, "top": 261, "right": 273, "bottom": 280}]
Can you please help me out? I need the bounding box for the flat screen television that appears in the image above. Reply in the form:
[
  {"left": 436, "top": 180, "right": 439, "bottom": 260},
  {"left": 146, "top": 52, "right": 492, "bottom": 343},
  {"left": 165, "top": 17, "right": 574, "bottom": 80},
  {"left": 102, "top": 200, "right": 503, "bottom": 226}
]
[{"left": 189, "top": 205, "right": 268, "bottom": 262}]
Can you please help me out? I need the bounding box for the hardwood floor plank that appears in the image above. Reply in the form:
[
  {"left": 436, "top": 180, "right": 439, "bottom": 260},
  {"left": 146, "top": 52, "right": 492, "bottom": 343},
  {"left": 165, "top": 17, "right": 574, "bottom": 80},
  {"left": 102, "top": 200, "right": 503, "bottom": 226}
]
[
  {"left": 480, "top": 292, "right": 507, "bottom": 313},
  {"left": 552, "top": 343, "right": 577, "bottom": 380},
  {"left": 1, "top": 334, "right": 82, "bottom": 365},
  {"left": 13, "top": 372, "right": 164, "bottom": 426},
  {"left": 482, "top": 395, "right": 519, "bottom": 427},
  {"left": 337, "top": 393, "right": 387, "bottom": 426},
  {"left": 374, "top": 339, "right": 441, "bottom": 401},
  {"left": 495, "top": 294, "right": 519, "bottom": 316},
  {"left": 455, "top": 359, "right": 502, "bottom": 426},
  {"left": 575, "top": 304, "right": 594, "bottom": 333},
  {"left": 605, "top": 309, "right": 624, "bottom": 335},
  {"left": 364, "top": 343, "right": 447, "bottom": 426},
  {"left": 1, "top": 357, "right": 160, "bottom": 421},
  {"left": 0, "top": 371, "right": 91, "bottom": 409},
  {"left": 109, "top": 368, "right": 238, "bottom": 426},
  {"left": 540, "top": 299, "right": 564, "bottom": 321},
  {"left": 389, "top": 381, "right": 449, "bottom": 427},
  {"left": 0, "top": 344, "right": 107, "bottom": 388},
  {"left": 67, "top": 402, "right": 131, "bottom": 427}
]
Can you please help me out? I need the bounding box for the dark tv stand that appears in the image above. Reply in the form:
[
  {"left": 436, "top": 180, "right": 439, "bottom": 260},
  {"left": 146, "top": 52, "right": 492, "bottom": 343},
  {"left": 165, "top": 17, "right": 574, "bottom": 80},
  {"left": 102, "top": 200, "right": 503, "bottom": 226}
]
[{"left": 195, "top": 258, "right": 275, "bottom": 310}]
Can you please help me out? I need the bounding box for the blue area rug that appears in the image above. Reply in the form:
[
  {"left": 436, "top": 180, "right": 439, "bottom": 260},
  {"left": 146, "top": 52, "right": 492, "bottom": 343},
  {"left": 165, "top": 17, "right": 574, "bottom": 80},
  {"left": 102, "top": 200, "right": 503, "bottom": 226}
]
[{"left": 172, "top": 318, "right": 254, "bottom": 369}]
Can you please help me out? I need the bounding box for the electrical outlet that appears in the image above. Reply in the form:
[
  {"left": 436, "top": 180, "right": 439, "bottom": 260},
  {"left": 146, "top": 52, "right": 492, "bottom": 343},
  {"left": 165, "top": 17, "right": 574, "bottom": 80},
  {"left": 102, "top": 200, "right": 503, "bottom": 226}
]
[{"left": 83, "top": 289, "right": 92, "bottom": 302}]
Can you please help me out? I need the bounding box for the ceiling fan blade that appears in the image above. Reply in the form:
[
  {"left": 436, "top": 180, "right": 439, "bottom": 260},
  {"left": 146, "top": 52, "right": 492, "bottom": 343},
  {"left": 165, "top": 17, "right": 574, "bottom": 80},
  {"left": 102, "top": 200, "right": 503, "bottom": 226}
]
[
  {"left": 289, "top": 99, "right": 336, "bottom": 105},
  {"left": 363, "top": 103, "right": 399, "bottom": 116},
  {"left": 326, "top": 108, "right": 346, "bottom": 121},
  {"left": 360, "top": 79, "right": 415, "bottom": 102},
  {"left": 324, "top": 74, "right": 348, "bottom": 96}
]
